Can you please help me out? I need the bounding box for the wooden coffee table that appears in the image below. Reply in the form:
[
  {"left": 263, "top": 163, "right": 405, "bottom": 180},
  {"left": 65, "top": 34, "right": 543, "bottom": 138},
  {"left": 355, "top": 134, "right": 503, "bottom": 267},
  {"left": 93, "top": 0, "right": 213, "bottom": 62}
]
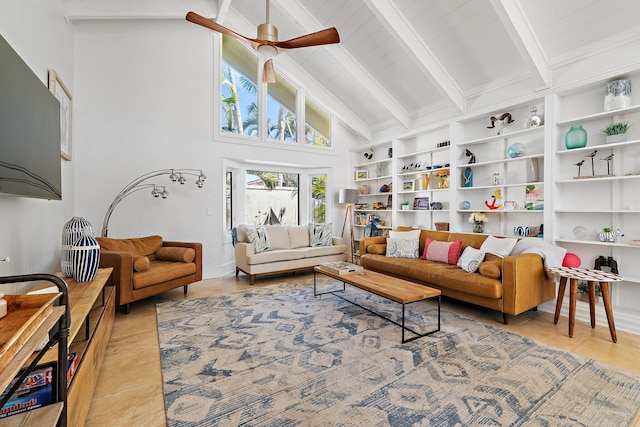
[{"left": 313, "top": 267, "right": 441, "bottom": 343}]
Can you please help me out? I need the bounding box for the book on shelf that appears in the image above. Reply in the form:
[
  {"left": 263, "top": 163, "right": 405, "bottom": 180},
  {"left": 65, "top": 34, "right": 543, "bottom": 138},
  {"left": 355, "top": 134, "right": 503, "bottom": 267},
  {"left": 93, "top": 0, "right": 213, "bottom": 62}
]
[{"left": 318, "top": 262, "right": 363, "bottom": 275}]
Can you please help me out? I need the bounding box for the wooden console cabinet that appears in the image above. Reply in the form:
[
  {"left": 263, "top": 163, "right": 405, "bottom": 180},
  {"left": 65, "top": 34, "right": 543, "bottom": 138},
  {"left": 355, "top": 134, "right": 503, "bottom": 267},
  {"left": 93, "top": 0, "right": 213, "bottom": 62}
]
[{"left": 34, "top": 268, "right": 115, "bottom": 427}]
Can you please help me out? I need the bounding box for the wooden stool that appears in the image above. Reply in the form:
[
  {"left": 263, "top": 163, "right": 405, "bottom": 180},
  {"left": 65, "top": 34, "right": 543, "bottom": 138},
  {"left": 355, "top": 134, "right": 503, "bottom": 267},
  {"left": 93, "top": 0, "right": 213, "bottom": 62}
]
[{"left": 548, "top": 266, "right": 623, "bottom": 343}]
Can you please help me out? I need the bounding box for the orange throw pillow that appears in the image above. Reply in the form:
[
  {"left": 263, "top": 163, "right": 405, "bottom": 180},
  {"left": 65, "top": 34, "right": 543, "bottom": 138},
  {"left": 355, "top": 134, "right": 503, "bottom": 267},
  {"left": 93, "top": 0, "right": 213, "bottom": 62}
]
[
  {"left": 132, "top": 256, "right": 150, "bottom": 272},
  {"left": 155, "top": 247, "right": 195, "bottom": 263}
]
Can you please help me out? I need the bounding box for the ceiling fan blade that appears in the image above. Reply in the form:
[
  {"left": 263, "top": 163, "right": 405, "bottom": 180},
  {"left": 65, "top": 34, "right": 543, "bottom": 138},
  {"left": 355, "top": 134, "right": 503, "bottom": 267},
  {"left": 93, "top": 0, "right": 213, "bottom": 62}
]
[
  {"left": 262, "top": 59, "right": 276, "bottom": 84},
  {"left": 186, "top": 11, "right": 261, "bottom": 50},
  {"left": 274, "top": 27, "right": 340, "bottom": 50}
]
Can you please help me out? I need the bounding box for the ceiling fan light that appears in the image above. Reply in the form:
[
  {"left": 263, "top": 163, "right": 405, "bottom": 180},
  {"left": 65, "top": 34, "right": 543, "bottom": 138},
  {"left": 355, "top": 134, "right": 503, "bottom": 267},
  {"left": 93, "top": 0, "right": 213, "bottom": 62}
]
[
  {"left": 257, "top": 23, "right": 278, "bottom": 42},
  {"left": 257, "top": 44, "right": 278, "bottom": 59}
]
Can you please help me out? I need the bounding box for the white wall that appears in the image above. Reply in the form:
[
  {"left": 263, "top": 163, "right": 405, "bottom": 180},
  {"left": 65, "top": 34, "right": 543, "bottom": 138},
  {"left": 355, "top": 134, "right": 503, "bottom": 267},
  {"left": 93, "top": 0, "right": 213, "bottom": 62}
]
[
  {"left": 0, "top": 1, "right": 74, "bottom": 287},
  {"left": 71, "top": 19, "right": 358, "bottom": 278}
]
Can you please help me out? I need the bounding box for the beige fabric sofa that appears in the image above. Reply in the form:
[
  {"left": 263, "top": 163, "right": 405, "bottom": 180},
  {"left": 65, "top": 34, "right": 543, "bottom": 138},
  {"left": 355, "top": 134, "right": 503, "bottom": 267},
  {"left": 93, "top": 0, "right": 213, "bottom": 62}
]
[{"left": 235, "top": 225, "right": 348, "bottom": 285}]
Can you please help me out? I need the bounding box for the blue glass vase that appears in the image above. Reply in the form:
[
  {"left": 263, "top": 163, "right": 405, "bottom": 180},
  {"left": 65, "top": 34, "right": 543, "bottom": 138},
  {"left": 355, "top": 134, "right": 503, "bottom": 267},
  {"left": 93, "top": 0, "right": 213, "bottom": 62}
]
[{"left": 565, "top": 125, "right": 587, "bottom": 149}]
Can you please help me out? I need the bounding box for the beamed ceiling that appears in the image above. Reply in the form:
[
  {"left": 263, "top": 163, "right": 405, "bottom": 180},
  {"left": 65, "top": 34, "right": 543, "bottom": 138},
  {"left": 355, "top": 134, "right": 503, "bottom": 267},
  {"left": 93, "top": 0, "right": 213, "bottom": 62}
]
[{"left": 65, "top": 0, "right": 640, "bottom": 140}]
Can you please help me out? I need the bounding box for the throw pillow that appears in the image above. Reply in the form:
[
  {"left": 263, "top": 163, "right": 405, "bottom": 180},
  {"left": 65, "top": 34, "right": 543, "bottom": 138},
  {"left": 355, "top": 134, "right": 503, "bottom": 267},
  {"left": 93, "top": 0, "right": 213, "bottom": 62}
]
[
  {"left": 132, "top": 255, "right": 150, "bottom": 272},
  {"left": 309, "top": 223, "right": 333, "bottom": 247},
  {"left": 421, "top": 238, "right": 462, "bottom": 265},
  {"left": 386, "top": 238, "right": 419, "bottom": 258},
  {"left": 367, "top": 244, "right": 387, "bottom": 254},
  {"left": 479, "top": 235, "right": 518, "bottom": 258},
  {"left": 155, "top": 247, "right": 196, "bottom": 263},
  {"left": 457, "top": 246, "right": 486, "bottom": 273},
  {"left": 478, "top": 259, "right": 502, "bottom": 279},
  {"left": 245, "top": 226, "right": 272, "bottom": 253}
]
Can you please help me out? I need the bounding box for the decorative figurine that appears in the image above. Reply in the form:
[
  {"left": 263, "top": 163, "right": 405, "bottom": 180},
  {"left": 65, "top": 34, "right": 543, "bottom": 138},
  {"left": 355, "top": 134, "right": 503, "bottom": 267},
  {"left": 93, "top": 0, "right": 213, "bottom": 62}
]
[
  {"left": 487, "top": 112, "right": 514, "bottom": 135},
  {"left": 574, "top": 160, "right": 585, "bottom": 177},
  {"left": 462, "top": 167, "right": 473, "bottom": 187},
  {"left": 363, "top": 148, "right": 373, "bottom": 160},
  {"left": 527, "top": 106, "right": 542, "bottom": 128},
  {"left": 465, "top": 148, "right": 476, "bottom": 164},
  {"left": 585, "top": 150, "right": 598, "bottom": 175},
  {"left": 601, "top": 153, "right": 615, "bottom": 175},
  {"left": 484, "top": 189, "right": 503, "bottom": 210}
]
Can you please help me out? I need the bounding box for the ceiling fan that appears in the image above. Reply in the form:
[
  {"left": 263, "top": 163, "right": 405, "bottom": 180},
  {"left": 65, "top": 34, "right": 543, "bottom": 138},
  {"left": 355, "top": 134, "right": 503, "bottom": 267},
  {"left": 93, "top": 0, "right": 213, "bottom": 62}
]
[{"left": 186, "top": 0, "right": 340, "bottom": 83}]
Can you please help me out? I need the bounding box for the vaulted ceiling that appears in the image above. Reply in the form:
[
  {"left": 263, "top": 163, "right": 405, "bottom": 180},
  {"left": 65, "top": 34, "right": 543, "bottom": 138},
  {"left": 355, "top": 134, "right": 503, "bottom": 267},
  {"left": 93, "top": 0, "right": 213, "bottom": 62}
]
[{"left": 66, "top": 0, "right": 640, "bottom": 139}]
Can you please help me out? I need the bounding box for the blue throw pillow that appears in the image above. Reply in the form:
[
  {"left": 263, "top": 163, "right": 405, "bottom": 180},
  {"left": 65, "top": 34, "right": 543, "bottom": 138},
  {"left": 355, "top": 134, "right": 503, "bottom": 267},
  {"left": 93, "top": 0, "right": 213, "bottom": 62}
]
[
  {"left": 309, "top": 223, "right": 333, "bottom": 247},
  {"left": 245, "top": 226, "right": 272, "bottom": 253},
  {"left": 386, "top": 238, "right": 419, "bottom": 258}
]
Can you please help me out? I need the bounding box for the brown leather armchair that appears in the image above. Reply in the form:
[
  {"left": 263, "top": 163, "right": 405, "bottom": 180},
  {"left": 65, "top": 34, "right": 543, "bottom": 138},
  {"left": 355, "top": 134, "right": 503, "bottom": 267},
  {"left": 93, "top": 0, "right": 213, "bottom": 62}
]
[{"left": 96, "top": 235, "right": 202, "bottom": 313}]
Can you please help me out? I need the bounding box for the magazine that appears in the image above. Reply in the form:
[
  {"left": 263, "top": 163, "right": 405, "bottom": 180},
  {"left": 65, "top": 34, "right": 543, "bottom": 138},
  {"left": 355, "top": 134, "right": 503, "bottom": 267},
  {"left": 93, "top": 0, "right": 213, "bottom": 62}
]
[{"left": 318, "top": 262, "right": 363, "bottom": 275}]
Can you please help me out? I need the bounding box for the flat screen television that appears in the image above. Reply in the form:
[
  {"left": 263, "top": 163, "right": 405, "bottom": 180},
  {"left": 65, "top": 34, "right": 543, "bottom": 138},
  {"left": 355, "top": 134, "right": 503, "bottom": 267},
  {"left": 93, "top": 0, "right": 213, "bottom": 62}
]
[{"left": 0, "top": 34, "right": 61, "bottom": 200}]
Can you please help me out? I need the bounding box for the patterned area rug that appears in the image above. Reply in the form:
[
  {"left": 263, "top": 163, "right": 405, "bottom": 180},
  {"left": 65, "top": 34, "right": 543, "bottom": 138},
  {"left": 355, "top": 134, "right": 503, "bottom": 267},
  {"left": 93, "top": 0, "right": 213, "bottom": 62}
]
[{"left": 157, "top": 279, "right": 640, "bottom": 426}]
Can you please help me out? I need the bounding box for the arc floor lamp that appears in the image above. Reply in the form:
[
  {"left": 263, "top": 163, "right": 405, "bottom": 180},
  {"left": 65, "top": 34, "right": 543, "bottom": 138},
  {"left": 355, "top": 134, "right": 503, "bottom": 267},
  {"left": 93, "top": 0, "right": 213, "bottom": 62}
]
[
  {"left": 101, "top": 168, "right": 206, "bottom": 237},
  {"left": 339, "top": 188, "right": 360, "bottom": 263}
]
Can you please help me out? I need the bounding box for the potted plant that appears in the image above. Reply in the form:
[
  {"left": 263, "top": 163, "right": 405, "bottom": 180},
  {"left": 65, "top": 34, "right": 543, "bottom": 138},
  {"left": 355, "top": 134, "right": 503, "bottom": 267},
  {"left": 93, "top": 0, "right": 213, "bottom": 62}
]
[
  {"left": 602, "top": 122, "right": 630, "bottom": 144},
  {"left": 401, "top": 201, "right": 410, "bottom": 210},
  {"left": 599, "top": 227, "right": 619, "bottom": 242},
  {"left": 578, "top": 282, "right": 601, "bottom": 303}
]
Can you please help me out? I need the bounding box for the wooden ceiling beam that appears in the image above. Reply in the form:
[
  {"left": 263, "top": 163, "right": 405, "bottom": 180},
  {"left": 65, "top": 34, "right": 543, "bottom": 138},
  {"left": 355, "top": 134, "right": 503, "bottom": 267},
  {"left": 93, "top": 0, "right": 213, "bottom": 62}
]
[
  {"left": 362, "top": 0, "right": 465, "bottom": 112},
  {"left": 490, "top": 0, "right": 550, "bottom": 89},
  {"left": 271, "top": 0, "right": 410, "bottom": 130}
]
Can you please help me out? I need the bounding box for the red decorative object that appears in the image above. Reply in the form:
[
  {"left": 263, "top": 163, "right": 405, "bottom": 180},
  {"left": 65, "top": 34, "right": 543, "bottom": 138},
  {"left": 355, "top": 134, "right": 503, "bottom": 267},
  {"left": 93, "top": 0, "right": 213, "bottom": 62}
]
[{"left": 562, "top": 253, "right": 581, "bottom": 268}]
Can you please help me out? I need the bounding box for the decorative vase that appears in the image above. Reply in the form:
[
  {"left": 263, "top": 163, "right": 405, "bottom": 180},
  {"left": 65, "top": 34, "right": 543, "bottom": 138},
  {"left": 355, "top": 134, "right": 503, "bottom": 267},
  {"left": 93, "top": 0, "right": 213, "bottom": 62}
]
[
  {"left": 473, "top": 221, "right": 484, "bottom": 233},
  {"left": 604, "top": 79, "right": 631, "bottom": 111},
  {"left": 507, "top": 143, "right": 525, "bottom": 158},
  {"left": 359, "top": 184, "right": 370, "bottom": 195},
  {"left": 62, "top": 217, "right": 93, "bottom": 277},
  {"left": 526, "top": 158, "right": 539, "bottom": 182},
  {"left": 599, "top": 230, "right": 618, "bottom": 243},
  {"left": 419, "top": 174, "right": 429, "bottom": 190},
  {"left": 438, "top": 176, "right": 449, "bottom": 189},
  {"left": 70, "top": 230, "right": 100, "bottom": 282},
  {"left": 565, "top": 125, "right": 587, "bottom": 149}
]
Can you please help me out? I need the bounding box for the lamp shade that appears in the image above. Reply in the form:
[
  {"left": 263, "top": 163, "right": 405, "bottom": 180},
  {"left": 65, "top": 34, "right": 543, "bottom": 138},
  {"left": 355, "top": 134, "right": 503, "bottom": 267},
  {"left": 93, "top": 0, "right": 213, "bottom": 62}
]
[{"left": 339, "top": 188, "right": 360, "bottom": 204}]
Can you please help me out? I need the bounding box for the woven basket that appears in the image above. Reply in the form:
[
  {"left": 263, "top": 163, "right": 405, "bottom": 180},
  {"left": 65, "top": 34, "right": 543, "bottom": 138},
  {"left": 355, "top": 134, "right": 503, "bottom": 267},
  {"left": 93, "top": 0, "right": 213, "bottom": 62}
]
[{"left": 434, "top": 222, "right": 449, "bottom": 231}]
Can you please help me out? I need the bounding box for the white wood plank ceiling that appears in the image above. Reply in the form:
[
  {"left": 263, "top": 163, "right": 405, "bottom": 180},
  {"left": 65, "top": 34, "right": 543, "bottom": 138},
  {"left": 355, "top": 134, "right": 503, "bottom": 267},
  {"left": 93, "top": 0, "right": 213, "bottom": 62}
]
[{"left": 65, "top": 0, "right": 640, "bottom": 137}]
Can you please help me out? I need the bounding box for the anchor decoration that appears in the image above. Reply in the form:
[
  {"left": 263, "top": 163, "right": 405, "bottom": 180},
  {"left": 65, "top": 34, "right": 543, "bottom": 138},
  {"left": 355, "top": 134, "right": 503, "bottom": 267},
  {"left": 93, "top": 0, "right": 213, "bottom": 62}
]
[{"left": 484, "top": 189, "right": 503, "bottom": 210}]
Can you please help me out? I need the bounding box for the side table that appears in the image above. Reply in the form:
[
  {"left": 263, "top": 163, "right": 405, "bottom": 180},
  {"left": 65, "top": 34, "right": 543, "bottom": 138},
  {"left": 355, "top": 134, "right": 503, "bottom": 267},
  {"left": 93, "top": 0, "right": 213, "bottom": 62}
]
[{"left": 548, "top": 266, "right": 623, "bottom": 343}]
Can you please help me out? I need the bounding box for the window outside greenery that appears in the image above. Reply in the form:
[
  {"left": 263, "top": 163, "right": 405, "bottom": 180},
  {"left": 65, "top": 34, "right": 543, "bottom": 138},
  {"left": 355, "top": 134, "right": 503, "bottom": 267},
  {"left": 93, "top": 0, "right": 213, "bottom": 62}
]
[
  {"left": 311, "top": 175, "right": 327, "bottom": 223},
  {"left": 246, "top": 170, "right": 299, "bottom": 226},
  {"left": 267, "top": 74, "right": 297, "bottom": 142},
  {"left": 225, "top": 170, "right": 232, "bottom": 231},
  {"left": 220, "top": 35, "right": 331, "bottom": 146},
  {"left": 221, "top": 36, "right": 258, "bottom": 136},
  {"left": 305, "top": 97, "right": 330, "bottom": 147}
]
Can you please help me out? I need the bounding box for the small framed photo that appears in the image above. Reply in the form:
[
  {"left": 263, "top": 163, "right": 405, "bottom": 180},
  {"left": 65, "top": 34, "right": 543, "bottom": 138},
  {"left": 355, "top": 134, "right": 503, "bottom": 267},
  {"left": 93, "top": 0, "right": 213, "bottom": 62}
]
[
  {"left": 48, "top": 70, "right": 73, "bottom": 161},
  {"left": 402, "top": 180, "right": 415, "bottom": 192},
  {"left": 413, "top": 197, "right": 430, "bottom": 210},
  {"left": 355, "top": 170, "right": 369, "bottom": 180}
]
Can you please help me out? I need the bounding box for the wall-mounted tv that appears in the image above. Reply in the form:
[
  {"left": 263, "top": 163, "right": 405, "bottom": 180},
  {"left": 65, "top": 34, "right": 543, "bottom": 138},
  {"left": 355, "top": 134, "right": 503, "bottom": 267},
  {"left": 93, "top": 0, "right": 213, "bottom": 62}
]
[{"left": 0, "top": 34, "right": 61, "bottom": 200}]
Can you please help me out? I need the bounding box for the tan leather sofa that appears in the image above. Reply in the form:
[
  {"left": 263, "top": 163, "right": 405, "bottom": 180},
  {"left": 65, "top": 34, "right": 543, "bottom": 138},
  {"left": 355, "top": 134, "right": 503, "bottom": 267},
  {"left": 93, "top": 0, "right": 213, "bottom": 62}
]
[
  {"left": 96, "top": 235, "right": 202, "bottom": 313},
  {"left": 235, "top": 225, "right": 348, "bottom": 285},
  {"left": 359, "top": 227, "right": 555, "bottom": 324}
]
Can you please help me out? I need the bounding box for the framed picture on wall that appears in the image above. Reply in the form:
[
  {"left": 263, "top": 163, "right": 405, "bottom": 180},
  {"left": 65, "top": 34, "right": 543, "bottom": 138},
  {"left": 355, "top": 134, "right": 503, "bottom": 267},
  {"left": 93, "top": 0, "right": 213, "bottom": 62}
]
[
  {"left": 413, "top": 197, "right": 430, "bottom": 210},
  {"left": 48, "top": 70, "right": 73, "bottom": 161},
  {"left": 355, "top": 170, "right": 369, "bottom": 180}
]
